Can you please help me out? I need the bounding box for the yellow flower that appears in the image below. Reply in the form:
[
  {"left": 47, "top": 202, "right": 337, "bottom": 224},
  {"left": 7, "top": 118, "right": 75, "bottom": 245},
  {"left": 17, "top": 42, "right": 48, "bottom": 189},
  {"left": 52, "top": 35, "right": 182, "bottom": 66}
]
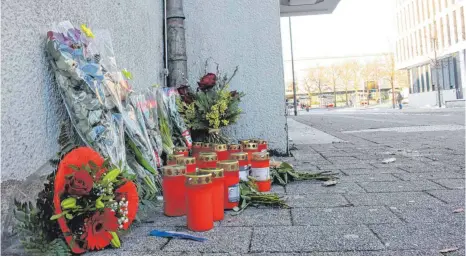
[{"left": 80, "top": 24, "right": 95, "bottom": 38}]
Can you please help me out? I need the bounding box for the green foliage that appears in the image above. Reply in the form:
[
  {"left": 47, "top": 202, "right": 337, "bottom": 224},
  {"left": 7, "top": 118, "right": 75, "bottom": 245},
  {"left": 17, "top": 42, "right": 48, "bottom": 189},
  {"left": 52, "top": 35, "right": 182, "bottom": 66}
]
[
  {"left": 271, "top": 162, "right": 338, "bottom": 185},
  {"left": 177, "top": 65, "right": 244, "bottom": 143},
  {"left": 232, "top": 178, "right": 289, "bottom": 216},
  {"left": 14, "top": 173, "right": 70, "bottom": 255}
]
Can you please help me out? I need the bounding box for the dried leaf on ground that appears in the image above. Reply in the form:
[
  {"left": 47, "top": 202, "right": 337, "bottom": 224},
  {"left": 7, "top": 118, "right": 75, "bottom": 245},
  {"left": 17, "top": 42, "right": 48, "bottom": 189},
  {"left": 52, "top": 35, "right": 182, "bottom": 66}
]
[
  {"left": 322, "top": 180, "right": 338, "bottom": 187},
  {"left": 453, "top": 208, "right": 464, "bottom": 213},
  {"left": 382, "top": 158, "right": 396, "bottom": 164},
  {"left": 439, "top": 247, "right": 459, "bottom": 253}
]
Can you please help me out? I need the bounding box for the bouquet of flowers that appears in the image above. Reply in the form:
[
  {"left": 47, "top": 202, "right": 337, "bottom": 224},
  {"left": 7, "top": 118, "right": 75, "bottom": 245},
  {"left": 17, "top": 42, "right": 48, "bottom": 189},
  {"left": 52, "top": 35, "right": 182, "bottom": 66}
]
[
  {"left": 177, "top": 65, "right": 244, "bottom": 143},
  {"left": 14, "top": 147, "right": 139, "bottom": 255}
]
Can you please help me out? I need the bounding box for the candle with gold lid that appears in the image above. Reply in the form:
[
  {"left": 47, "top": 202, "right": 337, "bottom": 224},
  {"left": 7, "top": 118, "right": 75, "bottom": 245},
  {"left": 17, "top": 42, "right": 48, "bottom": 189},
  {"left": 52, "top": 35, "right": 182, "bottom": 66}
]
[
  {"left": 161, "top": 165, "right": 187, "bottom": 216},
  {"left": 230, "top": 152, "right": 249, "bottom": 181},
  {"left": 199, "top": 168, "right": 225, "bottom": 221},
  {"left": 197, "top": 152, "right": 218, "bottom": 169},
  {"left": 251, "top": 151, "right": 271, "bottom": 192},
  {"left": 213, "top": 144, "right": 228, "bottom": 161},
  {"left": 185, "top": 172, "right": 213, "bottom": 231},
  {"left": 167, "top": 153, "right": 184, "bottom": 165},
  {"left": 217, "top": 160, "right": 240, "bottom": 210}
]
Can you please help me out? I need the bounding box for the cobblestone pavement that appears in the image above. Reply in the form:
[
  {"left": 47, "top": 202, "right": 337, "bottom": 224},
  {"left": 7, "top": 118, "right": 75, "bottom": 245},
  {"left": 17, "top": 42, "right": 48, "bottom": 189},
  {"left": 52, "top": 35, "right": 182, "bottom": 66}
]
[{"left": 90, "top": 108, "right": 465, "bottom": 256}]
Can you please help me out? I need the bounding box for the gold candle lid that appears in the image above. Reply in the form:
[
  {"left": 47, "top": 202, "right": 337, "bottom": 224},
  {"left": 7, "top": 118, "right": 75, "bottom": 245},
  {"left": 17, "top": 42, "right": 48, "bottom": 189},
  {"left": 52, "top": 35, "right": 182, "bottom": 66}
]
[
  {"left": 250, "top": 138, "right": 260, "bottom": 143},
  {"left": 239, "top": 140, "right": 249, "bottom": 146},
  {"left": 193, "top": 142, "right": 203, "bottom": 148},
  {"left": 174, "top": 146, "right": 188, "bottom": 152},
  {"left": 252, "top": 139, "right": 267, "bottom": 145},
  {"left": 252, "top": 151, "right": 269, "bottom": 161},
  {"left": 176, "top": 157, "right": 196, "bottom": 165},
  {"left": 198, "top": 152, "right": 218, "bottom": 162},
  {"left": 217, "top": 160, "right": 239, "bottom": 172},
  {"left": 162, "top": 165, "right": 186, "bottom": 176},
  {"left": 199, "top": 168, "right": 224, "bottom": 178},
  {"left": 213, "top": 144, "right": 227, "bottom": 151},
  {"left": 228, "top": 144, "right": 241, "bottom": 150},
  {"left": 244, "top": 142, "right": 258, "bottom": 150},
  {"left": 201, "top": 142, "right": 212, "bottom": 148},
  {"left": 168, "top": 153, "right": 184, "bottom": 161},
  {"left": 185, "top": 172, "right": 212, "bottom": 185},
  {"left": 230, "top": 152, "right": 248, "bottom": 161}
]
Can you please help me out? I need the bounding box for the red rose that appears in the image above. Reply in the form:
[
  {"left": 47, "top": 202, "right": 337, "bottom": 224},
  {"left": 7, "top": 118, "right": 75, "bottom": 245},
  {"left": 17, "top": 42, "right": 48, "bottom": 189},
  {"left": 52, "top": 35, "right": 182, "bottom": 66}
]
[
  {"left": 54, "top": 147, "right": 106, "bottom": 254},
  {"left": 66, "top": 170, "right": 93, "bottom": 196},
  {"left": 177, "top": 85, "right": 194, "bottom": 104},
  {"left": 197, "top": 73, "right": 217, "bottom": 90},
  {"left": 81, "top": 208, "right": 119, "bottom": 250}
]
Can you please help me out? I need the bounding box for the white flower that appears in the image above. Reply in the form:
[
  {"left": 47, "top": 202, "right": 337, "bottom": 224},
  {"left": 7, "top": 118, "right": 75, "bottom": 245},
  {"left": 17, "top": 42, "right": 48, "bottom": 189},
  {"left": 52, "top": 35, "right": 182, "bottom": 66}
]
[
  {"left": 119, "top": 225, "right": 123, "bottom": 229},
  {"left": 122, "top": 197, "right": 126, "bottom": 201}
]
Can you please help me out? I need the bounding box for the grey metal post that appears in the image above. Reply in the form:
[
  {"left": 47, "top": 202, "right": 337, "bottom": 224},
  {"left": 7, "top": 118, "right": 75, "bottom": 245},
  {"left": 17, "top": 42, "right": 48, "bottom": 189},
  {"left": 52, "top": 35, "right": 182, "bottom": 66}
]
[
  {"left": 289, "top": 17, "right": 297, "bottom": 116},
  {"left": 167, "top": 0, "right": 188, "bottom": 87}
]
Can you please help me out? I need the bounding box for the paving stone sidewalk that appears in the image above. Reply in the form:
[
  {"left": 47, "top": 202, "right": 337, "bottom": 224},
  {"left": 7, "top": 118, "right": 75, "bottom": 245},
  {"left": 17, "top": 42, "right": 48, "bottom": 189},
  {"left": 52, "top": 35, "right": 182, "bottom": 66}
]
[{"left": 82, "top": 118, "right": 465, "bottom": 256}]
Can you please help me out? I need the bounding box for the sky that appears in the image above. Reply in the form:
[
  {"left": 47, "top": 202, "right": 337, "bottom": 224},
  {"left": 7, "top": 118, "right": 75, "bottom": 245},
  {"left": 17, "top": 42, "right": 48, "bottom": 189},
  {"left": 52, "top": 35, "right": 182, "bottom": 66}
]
[
  {"left": 281, "top": 0, "right": 396, "bottom": 61},
  {"left": 281, "top": 0, "right": 396, "bottom": 84}
]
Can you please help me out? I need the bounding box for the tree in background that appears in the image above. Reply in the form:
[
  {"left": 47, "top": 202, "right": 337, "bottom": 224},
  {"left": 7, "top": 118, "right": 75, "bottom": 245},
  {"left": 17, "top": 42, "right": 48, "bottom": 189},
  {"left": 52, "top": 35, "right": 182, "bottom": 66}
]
[
  {"left": 382, "top": 53, "right": 409, "bottom": 108},
  {"left": 339, "top": 61, "right": 355, "bottom": 107},
  {"left": 304, "top": 66, "right": 327, "bottom": 107},
  {"left": 326, "top": 64, "right": 342, "bottom": 107}
]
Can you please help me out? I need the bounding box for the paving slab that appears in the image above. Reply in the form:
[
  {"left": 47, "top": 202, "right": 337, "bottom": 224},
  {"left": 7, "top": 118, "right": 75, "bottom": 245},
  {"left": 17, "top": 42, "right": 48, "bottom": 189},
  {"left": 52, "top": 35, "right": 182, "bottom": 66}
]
[
  {"left": 426, "top": 190, "right": 466, "bottom": 204},
  {"left": 431, "top": 179, "right": 465, "bottom": 189},
  {"left": 286, "top": 181, "right": 365, "bottom": 195},
  {"left": 292, "top": 206, "right": 401, "bottom": 225},
  {"left": 318, "top": 163, "right": 376, "bottom": 170},
  {"left": 248, "top": 249, "right": 464, "bottom": 256},
  {"left": 370, "top": 221, "right": 465, "bottom": 251},
  {"left": 339, "top": 168, "right": 408, "bottom": 175},
  {"left": 358, "top": 180, "right": 444, "bottom": 192},
  {"left": 284, "top": 193, "right": 350, "bottom": 208},
  {"left": 250, "top": 225, "right": 385, "bottom": 252},
  {"left": 221, "top": 208, "right": 291, "bottom": 227},
  {"left": 162, "top": 227, "right": 252, "bottom": 254},
  {"left": 389, "top": 204, "right": 465, "bottom": 224},
  {"left": 270, "top": 185, "right": 286, "bottom": 194},
  {"left": 338, "top": 174, "right": 400, "bottom": 182},
  {"left": 345, "top": 192, "right": 444, "bottom": 206},
  {"left": 393, "top": 171, "right": 465, "bottom": 181}
]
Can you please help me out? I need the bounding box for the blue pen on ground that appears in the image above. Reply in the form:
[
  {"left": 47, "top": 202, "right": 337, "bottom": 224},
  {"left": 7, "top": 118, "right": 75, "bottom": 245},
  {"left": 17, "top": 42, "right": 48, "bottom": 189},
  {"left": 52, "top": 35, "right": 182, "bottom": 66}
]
[{"left": 149, "top": 230, "right": 208, "bottom": 242}]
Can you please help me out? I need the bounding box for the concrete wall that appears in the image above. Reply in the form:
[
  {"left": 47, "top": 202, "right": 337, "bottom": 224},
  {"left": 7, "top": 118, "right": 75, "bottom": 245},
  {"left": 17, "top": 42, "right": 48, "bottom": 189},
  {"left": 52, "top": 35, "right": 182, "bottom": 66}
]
[
  {"left": 1, "top": 0, "right": 165, "bottom": 180},
  {"left": 183, "top": 0, "right": 288, "bottom": 153},
  {"left": 409, "top": 89, "right": 458, "bottom": 107}
]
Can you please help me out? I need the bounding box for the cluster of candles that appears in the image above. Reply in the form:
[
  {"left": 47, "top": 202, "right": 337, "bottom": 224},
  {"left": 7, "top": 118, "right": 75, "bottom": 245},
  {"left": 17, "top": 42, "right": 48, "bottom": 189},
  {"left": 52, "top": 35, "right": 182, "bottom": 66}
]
[{"left": 161, "top": 139, "right": 270, "bottom": 232}]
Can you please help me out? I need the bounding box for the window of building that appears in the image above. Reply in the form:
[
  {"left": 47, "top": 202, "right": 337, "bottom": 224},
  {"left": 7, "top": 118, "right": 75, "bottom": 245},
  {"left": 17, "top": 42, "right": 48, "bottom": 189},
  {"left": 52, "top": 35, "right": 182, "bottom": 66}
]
[
  {"left": 453, "top": 10, "right": 458, "bottom": 44},
  {"left": 420, "top": 67, "right": 425, "bottom": 92},
  {"left": 431, "top": 66, "right": 438, "bottom": 91},
  {"left": 461, "top": 7, "right": 465, "bottom": 40},
  {"left": 419, "top": 30, "right": 423, "bottom": 55},
  {"left": 432, "top": 0, "right": 436, "bottom": 17},
  {"left": 425, "top": 65, "right": 431, "bottom": 91},
  {"left": 439, "top": 18, "right": 445, "bottom": 49},
  {"left": 446, "top": 14, "right": 451, "bottom": 47},
  {"left": 416, "top": 0, "right": 421, "bottom": 24},
  {"left": 424, "top": 26, "right": 430, "bottom": 52},
  {"left": 441, "top": 58, "right": 448, "bottom": 90},
  {"left": 449, "top": 56, "right": 458, "bottom": 90}
]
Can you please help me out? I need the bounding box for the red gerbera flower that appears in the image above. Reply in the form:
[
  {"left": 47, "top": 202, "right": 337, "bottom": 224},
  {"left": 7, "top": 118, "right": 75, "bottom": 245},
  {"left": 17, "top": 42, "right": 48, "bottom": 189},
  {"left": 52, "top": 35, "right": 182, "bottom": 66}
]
[
  {"left": 81, "top": 208, "right": 119, "bottom": 250},
  {"left": 115, "top": 181, "right": 139, "bottom": 230},
  {"left": 53, "top": 147, "right": 107, "bottom": 254}
]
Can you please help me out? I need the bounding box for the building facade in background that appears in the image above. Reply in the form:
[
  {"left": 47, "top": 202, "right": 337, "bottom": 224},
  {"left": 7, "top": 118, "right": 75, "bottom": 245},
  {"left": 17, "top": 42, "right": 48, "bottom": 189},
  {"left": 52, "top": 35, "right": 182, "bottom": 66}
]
[{"left": 395, "top": 0, "right": 466, "bottom": 107}]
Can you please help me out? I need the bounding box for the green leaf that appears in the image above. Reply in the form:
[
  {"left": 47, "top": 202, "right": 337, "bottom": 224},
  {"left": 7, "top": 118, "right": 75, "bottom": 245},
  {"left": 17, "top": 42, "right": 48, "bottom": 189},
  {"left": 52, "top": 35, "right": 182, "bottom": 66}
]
[
  {"left": 68, "top": 164, "right": 80, "bottom": 171},
  {"left": 50, "top": 212, "right": 67, "bottom": 220},
  {"left": 65, "top": 213, "right": 73, "bottom": 219}
]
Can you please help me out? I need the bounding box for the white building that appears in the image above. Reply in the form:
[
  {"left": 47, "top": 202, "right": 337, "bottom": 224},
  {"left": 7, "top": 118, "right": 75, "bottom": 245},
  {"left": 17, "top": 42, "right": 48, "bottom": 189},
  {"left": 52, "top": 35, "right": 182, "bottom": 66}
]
[{"left": 395, "top": 0, "right": 466, "bottom": 107}]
